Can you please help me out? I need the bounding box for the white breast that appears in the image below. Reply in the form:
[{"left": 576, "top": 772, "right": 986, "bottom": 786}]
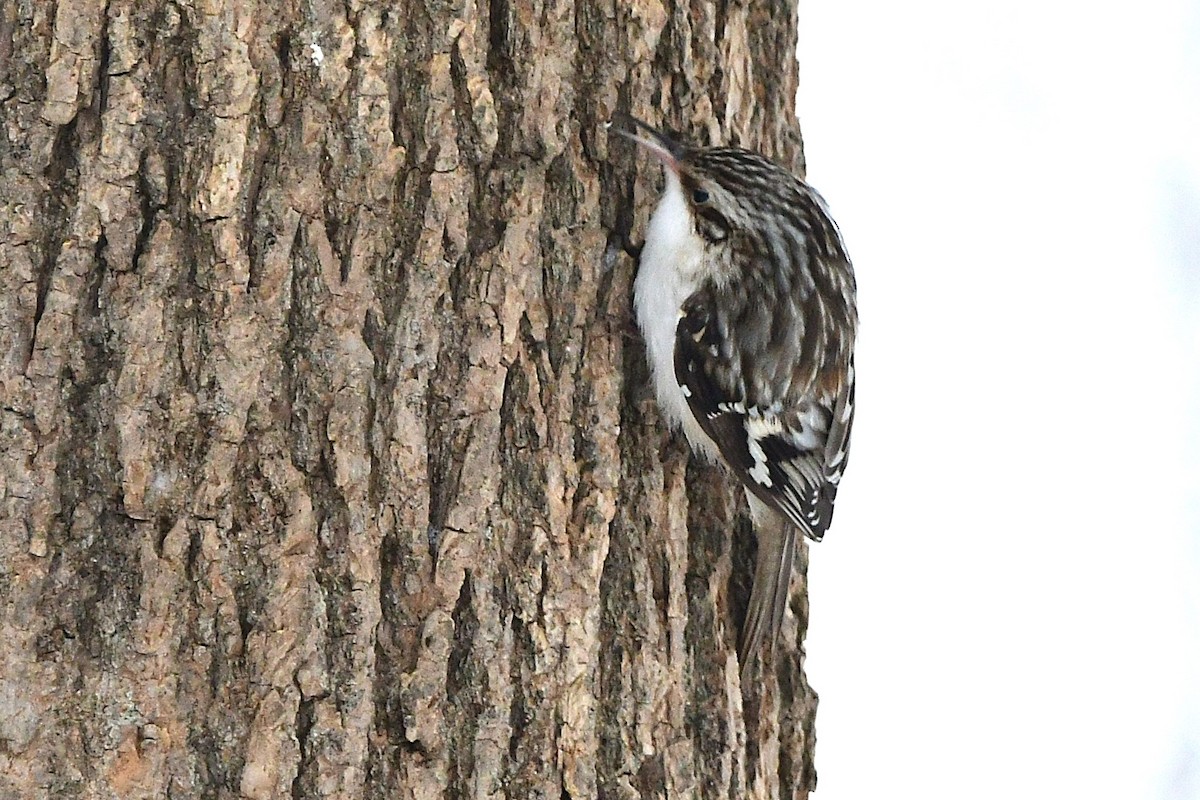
[{"left": 633, "top": 171, "right": 720, "bottom": 460}]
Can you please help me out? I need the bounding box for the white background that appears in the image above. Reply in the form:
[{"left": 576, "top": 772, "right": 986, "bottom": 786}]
[{"left": 795, "top": 1, "right": 1200, "bottom": 798}]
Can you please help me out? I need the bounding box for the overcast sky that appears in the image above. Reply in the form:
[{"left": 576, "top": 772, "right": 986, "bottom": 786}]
[{"left": 794, "top": 1, "right": 1200, "bottom": 798}]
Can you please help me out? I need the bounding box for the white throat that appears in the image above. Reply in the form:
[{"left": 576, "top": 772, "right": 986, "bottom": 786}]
[{"left": 633, "top": 171, "right": 717, "bottom": 458}]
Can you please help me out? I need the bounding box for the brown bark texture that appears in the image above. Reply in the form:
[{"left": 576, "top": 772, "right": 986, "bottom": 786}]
[{"left": 0, "top": 1, "right": 817, "bottom": 797}]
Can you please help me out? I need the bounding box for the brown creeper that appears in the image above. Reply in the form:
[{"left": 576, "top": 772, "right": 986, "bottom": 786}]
[{"left": 613, "top": 114, "right": 857, "bottom": 677}]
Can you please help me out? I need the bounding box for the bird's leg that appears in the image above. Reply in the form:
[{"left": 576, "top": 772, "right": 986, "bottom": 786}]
[
  {"left": 621, "top": 233, "right": 643, "bottom": 260},
  {"left": 602, "top": 231, "right": 645, "bottom": 342}
]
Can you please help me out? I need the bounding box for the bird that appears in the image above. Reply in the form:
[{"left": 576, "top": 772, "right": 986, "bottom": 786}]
[{"left": 611, "top": 113, "right": 857, "bottom": 678}]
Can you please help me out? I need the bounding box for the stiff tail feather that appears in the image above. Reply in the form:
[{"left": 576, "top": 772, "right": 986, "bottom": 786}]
[{"left": 739, "top": 492, "right": 797, "bottom": 681}]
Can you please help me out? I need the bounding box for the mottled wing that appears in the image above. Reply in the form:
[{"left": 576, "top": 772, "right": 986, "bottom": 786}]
[{"left": 674, "top": 293, "right": 854, "bottom": 541}]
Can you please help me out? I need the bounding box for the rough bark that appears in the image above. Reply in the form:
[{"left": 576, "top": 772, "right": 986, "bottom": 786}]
[{"left": 0, "top": 1, "right": 816, "bottom": 797}]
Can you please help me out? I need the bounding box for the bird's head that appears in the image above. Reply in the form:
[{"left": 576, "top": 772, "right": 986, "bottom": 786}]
[
  {"left": 610, "top": 114, "right": 807, "bottom": 251},
  {"left": 610, "top": 113, "right": 750, "bottom": 246}
]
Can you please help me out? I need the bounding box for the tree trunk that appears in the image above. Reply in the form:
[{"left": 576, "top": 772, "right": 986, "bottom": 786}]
[{"left": 0, "top": 1, "right": 816, "bottom": 797}]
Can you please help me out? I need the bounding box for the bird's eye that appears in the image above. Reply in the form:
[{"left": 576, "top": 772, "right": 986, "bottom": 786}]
[{"left": 692, "top": 188, "right": 710, "bottom": 204}]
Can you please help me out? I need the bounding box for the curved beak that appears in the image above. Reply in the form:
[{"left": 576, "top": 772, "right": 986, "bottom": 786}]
[{"left": 608, "top": 113, "right": 683, "bottom": 172}]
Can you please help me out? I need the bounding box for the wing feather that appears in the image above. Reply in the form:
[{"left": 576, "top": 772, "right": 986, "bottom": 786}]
[{"left": 674, "top": 291, "right": 854, "bottom": 541}]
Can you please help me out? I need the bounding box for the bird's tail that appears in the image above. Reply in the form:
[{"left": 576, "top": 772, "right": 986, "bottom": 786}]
[{"left": 739, "top": 491, "right": 798, "bottom": 681}]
